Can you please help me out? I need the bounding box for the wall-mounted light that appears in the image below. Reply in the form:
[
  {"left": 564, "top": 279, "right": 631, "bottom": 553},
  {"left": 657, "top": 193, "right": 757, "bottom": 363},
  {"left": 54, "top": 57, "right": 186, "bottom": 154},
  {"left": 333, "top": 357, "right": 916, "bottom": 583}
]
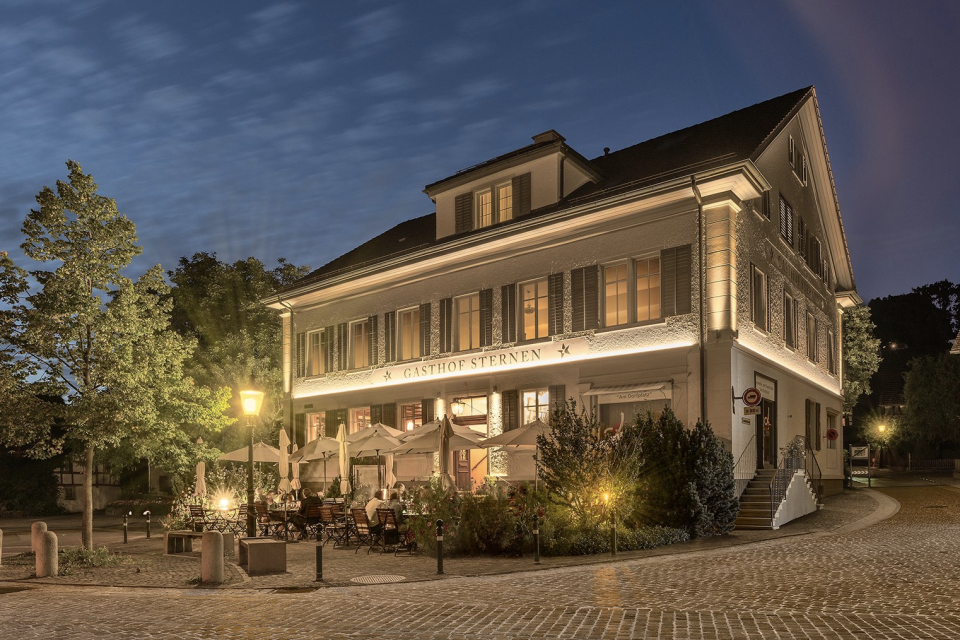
[{"left": 450, "top": 398, "right": 465, "bottom": 416}]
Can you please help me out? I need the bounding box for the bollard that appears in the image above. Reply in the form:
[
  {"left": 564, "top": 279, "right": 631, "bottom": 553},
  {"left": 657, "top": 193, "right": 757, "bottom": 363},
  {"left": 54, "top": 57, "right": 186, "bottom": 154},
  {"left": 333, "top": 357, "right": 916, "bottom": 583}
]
[
  {"left": 201, "top": 531, "right": 224, "bottom": 584},
  {"left": 36, "top": 531, "right": 58, "bottom": 578},
  {"left": 611, "top": 513, "right": 618, "bottom": 556},
  {"left": 533, "top": 513, "right": 540, "bottom": 565},
  {"left": 315, "top": 541, "right": 323, "bottom": 582},
  {"left": 144, "top": 511, "right": 151, "bottom": 539},
  {"left": 31, "top": 521, "right": 47, "bottom": 553},
  {"left": 0, "top": 528, "right": 3, "bottom": 566},
  {"left": 123, "top": 512, "right": 129, "bottom": 544},
  {"left": 436, "top": 518, "right": 444, "bottom": 575}
]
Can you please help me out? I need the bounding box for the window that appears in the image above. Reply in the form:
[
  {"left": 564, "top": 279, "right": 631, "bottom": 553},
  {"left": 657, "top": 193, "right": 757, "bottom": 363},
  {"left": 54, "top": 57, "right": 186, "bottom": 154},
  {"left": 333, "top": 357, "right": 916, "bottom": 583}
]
[
  {"left": 789, "top": 135, "right": 796, "bottom": 167},
  {"left": 306, "top": 330, "right": 325, "bottom": 376},
  {"left": 475, "top": 189, "right": 493, "bottom": 228},
  {"left": 635, "top": 256, "right": 661, "bottom": 322},
  {"left": 779, "top": 195, "right": 794, "bottom": 246},
  {"left": 751, "top": 265, "right": 768, "bottom": 331},
  {"left": 397, "top": 307, "right": 420, "bottom": 360},
  {"left": 603, "top": 263, "right": 628, "bottom": 326},
  {"left": 306, "top": 413, "right": 324, "bottom": 441},
  {"left": 522, "top": 389, "right": 549, "bottom": 425},
  {"left": 497, "top": 182, "right": 513, "bottom": 222},
  {"left": 350, "top": 319, "right": 370, "bottom": 369},
  {"left": 456, "top": 293, "right": 481, "bottom": 351},
  {"left": 400, "top": 402, "right": 422, "bottom": 432},
  {"left": 806, "top": 312, "right": 818, "bottom": 361},
  {"left": 349, "top": 407, "right": 371, "bottom": 434},
  {"left": 784, "top": 292, "right": 797, "bottom": 349},
  {"left": 800, "top": 155, "right": 808, "bottom": 185},
  {"left": 520, "top": 279, "right": 549, "bottom": 340},
  {"left": 828, "top": 330, "right": 837, "bottom": 374}
]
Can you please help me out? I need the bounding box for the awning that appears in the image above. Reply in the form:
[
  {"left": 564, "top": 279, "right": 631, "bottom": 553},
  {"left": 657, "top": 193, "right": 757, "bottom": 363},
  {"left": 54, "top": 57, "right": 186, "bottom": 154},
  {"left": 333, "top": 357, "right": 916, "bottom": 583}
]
[{"left": 583, "top": 382, "right": 671, "bottom": 403}]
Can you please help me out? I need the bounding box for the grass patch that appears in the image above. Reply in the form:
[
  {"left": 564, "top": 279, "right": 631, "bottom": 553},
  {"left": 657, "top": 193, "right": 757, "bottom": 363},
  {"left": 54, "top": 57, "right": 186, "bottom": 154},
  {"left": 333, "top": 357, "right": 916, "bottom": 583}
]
[{"left": 58, "top": 546, "right": 125, "bottom": 575}]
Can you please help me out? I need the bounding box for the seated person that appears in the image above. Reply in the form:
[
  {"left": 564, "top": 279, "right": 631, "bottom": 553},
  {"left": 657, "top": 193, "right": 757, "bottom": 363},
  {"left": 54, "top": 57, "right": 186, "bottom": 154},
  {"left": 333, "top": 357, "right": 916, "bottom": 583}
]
[
  {"left": 365, "top": 489, "right": 385, "bottom": 532},
  {"left": 383, "top": 491, "right": 404, "bottom": 524},
  {"left": 289, "top": 488, "right": 323, "bottom": 538}
]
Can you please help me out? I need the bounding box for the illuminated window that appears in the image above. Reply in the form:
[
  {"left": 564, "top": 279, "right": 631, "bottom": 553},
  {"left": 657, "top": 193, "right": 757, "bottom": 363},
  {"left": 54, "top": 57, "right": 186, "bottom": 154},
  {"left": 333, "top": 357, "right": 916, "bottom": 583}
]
[
  {"left": 306, "top": 413, "right": 324, "bottom": 441},
  {"left": 784, "top": 292, "right": 797, "bottom": 349},
  {"left": 806, "top": 312, "right": 818, "bottom": 362},
  {"left": 520, "top": 278, "right": 548, "bottom": 340},
  {"left": 306, "top": 330, "right": 325, "bottom": 376},
  {"left": 522, "top": 389, "right": 549, "bottom": 424},
  {"left": 751, "top": 265, "right": 768, "bottom": 331},
  {"left": 456, "top": 293, "right": 481, "bottom": 351},
  {"left": 349, "top": 407, "right": 371, "bottom": 434},
  {"left": 635, "top": 256, "right": 661, "bottom": 322},
  {"left": 400, "top": 402, "right": 422, "bottom": 432},
  {"left": 350, "top": 319, "right": 370, "bottom": 369},
  {"left": 497, "top": 183, "right": 513, "bottom": 222},
  {"left": 603, "top": 263, "right": 628, "bottom": 326},
  {"left": 475, "top": 189, "right": 493, "bottom": 228},
  {"left": 398, "top": 307, "right": 420, "bottom": 360}
]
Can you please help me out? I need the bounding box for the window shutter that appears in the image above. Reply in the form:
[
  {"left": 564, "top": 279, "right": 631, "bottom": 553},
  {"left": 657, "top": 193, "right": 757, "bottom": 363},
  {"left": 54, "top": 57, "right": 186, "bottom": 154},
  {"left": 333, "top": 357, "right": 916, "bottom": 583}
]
[
  {"left": 512, "top": 173, "right": 531, "bottom": 217},
  {"left": 676, "top": 244, "right": 692, "bottom": 315},
  {"left": 571, "top": 265, "right": 599, "bottom": 331},
  {"left": 439, "top": 297, "right": 453, "bottom": 353},
  {"left": 371, "top": 404, "right": 383, "bottom": 426},
  {"left": 419, "top": 302, "right": 431, "bottom": 356},
  {"left": 421, "top": 398, "right": 435, "bottom": 424},
  {"left": 336, "top": 409, "right": 348, "bottom": 433},
  {"left": 805, "top": 399, "right": 812, "bottom": 447},
  {"left": 383, "top": 311, "right": 396, "bottom": 362},
  {"left": 548, "top": 384, "right": 566, "bottom": 414},
  {"left": 367, "top": 315, "right": 378, "bottom": 366},
  {"left": 382, "top": 403, "right": 397, "bottom": 429},
  {"left": 798, "top": 217, "right": 807, "bottom": 260},
  {"left": 661, "top": 248, "right": 677, "bottom": 318},
  {"left": 502, "top": 390, "right": 519, "bottom": 432},
  {"left": 337, "top": 323, "right": 348, "bottom": 370},
  {"left": 501, "top": 283, "right": 517, "bottom": 343},
  {"left": 547, "top": 272, "right": 564, "bottom": 335},
  {"left": 815, "top": 402, "right": 822, "bottom": 451},
  {"left": 296, "top": 332, "right": 306, "bottom": 378},
  {"left": 479, "top": 288, "right": 493, "bottom": 347},
  {"left": 323, "top": 325, "right": 334, "bottom": 373},
  {"left": 324, "top": 410, "right": 338, "bottom": 438},
  {"left": 294, "top": 413, "right": 306, "bottom": 448},
  {"left": 761, "top": 191, "right": 771, "bottom": 219},
  {"left": 455, "top": 193, "right": 473, "bottom": 234}
]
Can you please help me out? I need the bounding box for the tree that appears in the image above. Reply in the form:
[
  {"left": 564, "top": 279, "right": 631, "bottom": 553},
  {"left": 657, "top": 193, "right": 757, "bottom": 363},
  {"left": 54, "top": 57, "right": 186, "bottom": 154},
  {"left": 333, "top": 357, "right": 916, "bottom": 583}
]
[
  {"left": 166, "top": 253, "right": 309, "bottom": 454},
  {"left": 913, "top": 280, "right": 959, "bottom": 335},
  {"left": 0, "top": 161, "right": 231, "bottom": 549},
  {"left": 842, "top": 305, "right": 882, "bottom": 414},
  {"left": 900, "top": 353, "right": 960, "bottom": 456}
]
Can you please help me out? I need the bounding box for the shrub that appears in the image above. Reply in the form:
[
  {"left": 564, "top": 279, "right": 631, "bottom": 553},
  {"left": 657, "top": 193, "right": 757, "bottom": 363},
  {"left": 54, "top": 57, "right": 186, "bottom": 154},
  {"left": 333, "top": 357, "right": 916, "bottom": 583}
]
[
  {"left": 405, "top": 476, "right": 462, "bottom": 554},
  {"left": 59, "top": 546, "right": 125, "bottom": 574},
  {"left": 457, "top": 484, "right": 520, "bottom": 555},
  {"left": 630, "top": 409, "right": 738, "bottom": 537},
  {"left": 543, "top": 523, "right": 689, "bottom": 556},
  {"left": 0, "top": 452, "right": 64, "bottom": 517}
]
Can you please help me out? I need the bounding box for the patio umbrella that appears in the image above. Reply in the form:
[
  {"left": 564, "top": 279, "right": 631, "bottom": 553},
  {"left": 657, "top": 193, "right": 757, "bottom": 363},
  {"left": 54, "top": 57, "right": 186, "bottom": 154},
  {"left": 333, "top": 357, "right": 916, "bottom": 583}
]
[
  {"left": 392, "top": 428, "right": 485, "bottom": 454},
  {"left": 480, "top": 418, "right": 552, "bottom": 489},
  {"left": 218, "top": 442, "right": 281, "bottom": 463},
  {"left": 438, "top": 415, "right": 456, "bottom": 490},
  {"left": 290, "top": 443, "right": 301, "bottom": 495},
  {"left": 195, "top": 437, "right": 207, "bottom": 497},
  {"left": 336, "top": 423, "right": 350, "bottom": 495},
  {"left": 347, "top": 422, "right": 404, "bottom": 442},
  {"left": 349, "top": 433, "right": 402, "bottom": 491},
  {"left": 399, "top": 418, "right": 441, "bottom": 440},
  {"left": 291, "top": 436, "right": 341, "bottom": 492},
  {"left": 278, "top": 429, "right": 292, "bottom": 495}
]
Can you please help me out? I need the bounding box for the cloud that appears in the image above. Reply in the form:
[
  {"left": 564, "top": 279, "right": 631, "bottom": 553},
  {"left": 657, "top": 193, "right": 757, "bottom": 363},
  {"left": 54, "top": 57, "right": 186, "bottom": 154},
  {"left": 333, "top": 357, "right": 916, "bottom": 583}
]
[
  {"left": 112, "top": 15, "right": 184, "bottom": 61},
  {"left": 345, "top": 8, "right": 402, "bottom": 50},
  {"left": 364, "top": 71, "right": 415, "bottom": 94},
  {"left": 426, "top": 41, "right": 483, "bottom": 66},
  {"left": 242, "top": 2, "right": 299, "bottom": 49}
]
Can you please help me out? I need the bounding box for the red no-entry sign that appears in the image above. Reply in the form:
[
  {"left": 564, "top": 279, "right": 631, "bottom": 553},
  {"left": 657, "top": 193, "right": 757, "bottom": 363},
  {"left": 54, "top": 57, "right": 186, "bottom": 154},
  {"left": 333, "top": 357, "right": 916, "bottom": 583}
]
[{"left": 742, "top": 388, "right": 762, "bottom": 406}]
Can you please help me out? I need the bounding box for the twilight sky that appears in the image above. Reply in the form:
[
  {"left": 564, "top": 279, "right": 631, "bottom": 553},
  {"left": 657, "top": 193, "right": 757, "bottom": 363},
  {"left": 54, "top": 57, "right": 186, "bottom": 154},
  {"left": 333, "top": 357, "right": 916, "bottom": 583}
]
[{"left": 1, "top": 1, "right": 958, "bottom": 304}]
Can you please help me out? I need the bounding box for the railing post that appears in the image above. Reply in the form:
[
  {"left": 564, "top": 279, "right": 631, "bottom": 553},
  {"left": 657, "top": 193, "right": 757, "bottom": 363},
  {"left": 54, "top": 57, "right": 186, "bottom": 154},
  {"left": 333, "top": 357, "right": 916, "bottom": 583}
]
[{"left": 435, "top": 519, "right": 444, "bottom": 575}]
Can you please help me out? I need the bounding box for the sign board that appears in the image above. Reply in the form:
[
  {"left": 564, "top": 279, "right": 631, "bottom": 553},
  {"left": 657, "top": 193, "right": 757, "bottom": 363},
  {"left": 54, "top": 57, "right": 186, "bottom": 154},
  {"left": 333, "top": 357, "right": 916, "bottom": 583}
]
[
  {"left": 742, "top": 388, "right": 762, "bottom": 406},
  {"left": 743, "top": 406, "right": 761, "bottom": 416},
  {"left": 851, "top": 445, "right": 869, "bottom": 459},
  {"left": 755, "top": 375, "right": 776, "bottom": 401},
  {"left": 826, "top": 428, "right": 839, "bottom": 441}
]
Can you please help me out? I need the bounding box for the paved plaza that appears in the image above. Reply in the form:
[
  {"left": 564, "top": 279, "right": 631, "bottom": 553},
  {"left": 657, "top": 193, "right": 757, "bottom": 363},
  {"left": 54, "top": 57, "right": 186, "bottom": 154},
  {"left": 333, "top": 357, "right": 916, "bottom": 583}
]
[{"left": 2, "top": 478, "right": 959, "bottom": 639}]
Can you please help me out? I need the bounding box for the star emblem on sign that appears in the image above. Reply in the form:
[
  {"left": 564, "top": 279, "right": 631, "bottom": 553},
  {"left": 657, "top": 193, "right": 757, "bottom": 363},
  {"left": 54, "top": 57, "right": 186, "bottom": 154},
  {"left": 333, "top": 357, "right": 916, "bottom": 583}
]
[
  {"left": 383, "top": 371, "right": 392, "bottom": 381},
  {"left": 557, "top": 344, "right": 571, "bottom": 358}
]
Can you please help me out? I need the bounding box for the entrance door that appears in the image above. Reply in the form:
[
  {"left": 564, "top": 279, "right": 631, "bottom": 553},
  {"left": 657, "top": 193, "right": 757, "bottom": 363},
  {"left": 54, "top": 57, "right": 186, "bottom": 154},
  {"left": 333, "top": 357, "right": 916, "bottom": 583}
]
[
  {"left": 455, "top": 449, "right": 471, "bottom": 489},
  {"left": 756, "top": 398, "right": 777, "bottom": 469}
]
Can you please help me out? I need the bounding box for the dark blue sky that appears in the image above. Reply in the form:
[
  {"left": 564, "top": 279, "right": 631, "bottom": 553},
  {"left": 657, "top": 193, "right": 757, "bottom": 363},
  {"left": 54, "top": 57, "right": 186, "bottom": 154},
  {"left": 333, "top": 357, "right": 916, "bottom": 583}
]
[{"left": 2, "top": 1, "right": 958, "bottom": 303}]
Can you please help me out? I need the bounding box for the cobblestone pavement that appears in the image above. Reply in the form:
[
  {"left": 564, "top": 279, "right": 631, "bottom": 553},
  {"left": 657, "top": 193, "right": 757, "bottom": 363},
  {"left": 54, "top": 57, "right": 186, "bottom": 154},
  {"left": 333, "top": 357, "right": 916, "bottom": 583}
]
[{"left": 2, "top": 484, "right": 959, "bottom": 639}]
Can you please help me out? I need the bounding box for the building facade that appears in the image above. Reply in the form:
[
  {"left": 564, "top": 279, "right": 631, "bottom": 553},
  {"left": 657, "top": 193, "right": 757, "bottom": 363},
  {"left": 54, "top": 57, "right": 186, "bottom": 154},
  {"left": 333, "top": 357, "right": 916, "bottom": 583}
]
[{"left": 265, "top": 87, "right": 859, "bottom": 495}]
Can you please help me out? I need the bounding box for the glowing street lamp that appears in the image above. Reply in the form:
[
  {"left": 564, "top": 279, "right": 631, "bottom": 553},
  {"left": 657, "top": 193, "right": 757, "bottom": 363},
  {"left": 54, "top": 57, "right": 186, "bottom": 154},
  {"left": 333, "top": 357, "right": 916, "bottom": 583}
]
[
  {"left": 240, "top": 389, "right": 264, "bottom": 537},
  {"left": 450, "top": 398, "right": 465, "bottom": 417}
]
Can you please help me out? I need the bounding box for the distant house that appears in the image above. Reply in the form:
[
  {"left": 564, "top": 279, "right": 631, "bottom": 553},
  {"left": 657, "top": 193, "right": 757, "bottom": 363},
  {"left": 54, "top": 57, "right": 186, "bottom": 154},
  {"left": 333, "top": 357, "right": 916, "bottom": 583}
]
[
  {"left": 264, "top": 87, "right": 858, "bottom": 498},
  {"left": 951, "top": 328, "right": 960, "bottom": 355}
]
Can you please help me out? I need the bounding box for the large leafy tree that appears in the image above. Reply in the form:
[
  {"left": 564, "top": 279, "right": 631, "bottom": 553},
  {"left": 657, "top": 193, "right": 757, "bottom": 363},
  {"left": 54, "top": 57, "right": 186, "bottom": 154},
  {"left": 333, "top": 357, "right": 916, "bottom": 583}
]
[
  {"left": 167, "top": 253, "right": 309, "bottom": 454},
  {"left": 842, "top": 304, "right": 881, "bottom": 414},
  {"left": 900, "top": 353, "right": 960, "bottom": 456},
  {"left": 0, "top": 161, "right": 231, "bottom": 548}
]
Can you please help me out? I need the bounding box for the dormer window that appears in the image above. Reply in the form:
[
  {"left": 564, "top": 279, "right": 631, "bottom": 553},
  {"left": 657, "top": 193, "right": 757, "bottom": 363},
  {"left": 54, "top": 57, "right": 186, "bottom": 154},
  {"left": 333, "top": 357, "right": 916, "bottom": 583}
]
[
  {"left": 454, "top": 174, "right": 530, "bottom": 234},
  {"left": 475, "top": 182, "right": 514, "bottom": 229}
]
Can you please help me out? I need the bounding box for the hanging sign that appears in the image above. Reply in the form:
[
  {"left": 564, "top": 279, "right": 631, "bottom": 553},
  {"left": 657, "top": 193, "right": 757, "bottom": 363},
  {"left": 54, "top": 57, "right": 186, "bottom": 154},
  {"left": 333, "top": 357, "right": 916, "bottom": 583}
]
[
  {"left": 826, "top": 428, "right": 839, "bottom": 441},
  {"left": 743, "top": 406, "right": 761, "bottom": 416},
  {"left": 742, "top": 388, "right": 762, "bottom": 406}
]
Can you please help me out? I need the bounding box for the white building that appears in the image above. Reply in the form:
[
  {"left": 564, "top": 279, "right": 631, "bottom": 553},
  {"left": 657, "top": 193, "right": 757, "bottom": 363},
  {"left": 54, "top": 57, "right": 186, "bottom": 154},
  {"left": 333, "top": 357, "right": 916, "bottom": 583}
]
[{"left": 264, "top": 86, "right": 858, "bottom": 498}]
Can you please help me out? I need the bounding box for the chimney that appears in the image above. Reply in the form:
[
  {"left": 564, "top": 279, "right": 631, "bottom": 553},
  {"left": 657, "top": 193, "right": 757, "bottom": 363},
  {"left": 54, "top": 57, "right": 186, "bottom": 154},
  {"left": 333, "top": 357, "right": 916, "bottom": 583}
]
[{"left": 531, "top": 130, "right": 565, "bottom": 144}]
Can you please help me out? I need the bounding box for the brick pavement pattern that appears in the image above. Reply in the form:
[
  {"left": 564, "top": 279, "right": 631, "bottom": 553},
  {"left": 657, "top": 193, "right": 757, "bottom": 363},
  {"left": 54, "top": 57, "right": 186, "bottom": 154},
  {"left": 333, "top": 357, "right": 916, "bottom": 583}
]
[{"left": 2, "top": 485, "right": 959, "bottom": 639}]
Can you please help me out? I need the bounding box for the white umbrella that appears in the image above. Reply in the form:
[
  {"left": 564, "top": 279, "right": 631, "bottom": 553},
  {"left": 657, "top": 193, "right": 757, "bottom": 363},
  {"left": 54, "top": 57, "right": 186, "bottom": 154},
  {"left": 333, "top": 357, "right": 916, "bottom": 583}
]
[
  {"left": 291, "top": 436, "right": 341, "bottom": 492},
  {"left": 195, "top": 437, "right": 207, "bottom": 496},
  {"left": 392, "top": 428, "right": 485, "bottom": 454},
  {"left": 336, "top": 423, "right": 350, "bottom": 495},
  {"left": 347, "top": 423, "right": 404, "bottom": 442},
  {"left": 218, "top": 442, "right": 281, "bottom": 463},
  {"left": 350, "top": 433, "right": 402, "bottom": 491},
  {"left": 290, "top": 443, "right": 301, "bottom": 493},
  {"left": 438, "top": 415, "right": 456, "bottom": 490},
  {"left": 480, "top": 418, "right": 551, "bottom": 448},
  {"left": 399, "top": 418, "right": 441, "bottom": 440},
  {"left": 278, "top": 429, "right": 292, "bottom": 494}
]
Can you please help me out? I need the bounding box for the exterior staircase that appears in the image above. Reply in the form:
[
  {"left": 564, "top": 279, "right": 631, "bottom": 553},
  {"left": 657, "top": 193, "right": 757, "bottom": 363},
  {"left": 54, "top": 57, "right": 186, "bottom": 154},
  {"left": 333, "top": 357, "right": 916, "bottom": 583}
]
[{"left": 735, "top": 468, "right": 777, "bottom": 530}]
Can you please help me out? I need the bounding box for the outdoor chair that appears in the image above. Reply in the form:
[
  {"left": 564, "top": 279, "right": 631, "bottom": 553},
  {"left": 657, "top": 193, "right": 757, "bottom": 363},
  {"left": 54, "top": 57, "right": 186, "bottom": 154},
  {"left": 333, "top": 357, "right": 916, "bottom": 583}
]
[
  {"left": 350, "top": 508, "right": 383, "bottom": 554},
  {"left": 300, "top": 503, "right": 324, "bottom": 540},
  {"left": 188, "top": 505, "right": 213, "bottom": 532},
  {"left": 254, "top": 501, "right": 285, "bottom": 538},
  {"left": 376, "top": 507, "right": 411, "bottom": 556},
  {"left": 223, "top": 503, "right": 248, "bottom": 536},
  {"left": 319, "top": 505, "right": 349, "bottom": 547}
]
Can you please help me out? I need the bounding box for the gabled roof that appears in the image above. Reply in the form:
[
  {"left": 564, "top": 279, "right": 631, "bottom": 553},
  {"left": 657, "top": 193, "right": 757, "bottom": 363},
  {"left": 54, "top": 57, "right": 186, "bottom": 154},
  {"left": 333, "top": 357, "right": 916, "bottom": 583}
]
[{"left": 273, "top": 87, "right": 815, "bottom": 298}]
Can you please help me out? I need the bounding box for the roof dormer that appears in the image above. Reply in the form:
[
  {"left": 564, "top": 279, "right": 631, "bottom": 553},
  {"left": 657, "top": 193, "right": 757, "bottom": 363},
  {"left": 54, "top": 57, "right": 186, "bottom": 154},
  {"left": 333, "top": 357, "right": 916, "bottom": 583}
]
[{"left": 424, "top": 130, "right": 602, "bottom": 240}]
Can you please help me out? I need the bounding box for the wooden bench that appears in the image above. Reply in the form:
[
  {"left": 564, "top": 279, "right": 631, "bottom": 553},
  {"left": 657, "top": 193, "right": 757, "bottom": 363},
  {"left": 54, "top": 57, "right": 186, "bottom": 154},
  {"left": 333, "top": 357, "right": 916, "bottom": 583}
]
[
  {"left": 164, "top": 530, "right": 234, "bottom": 555},
  {"left": 238, "top": 537, "right": 286, "bottom": 575}
]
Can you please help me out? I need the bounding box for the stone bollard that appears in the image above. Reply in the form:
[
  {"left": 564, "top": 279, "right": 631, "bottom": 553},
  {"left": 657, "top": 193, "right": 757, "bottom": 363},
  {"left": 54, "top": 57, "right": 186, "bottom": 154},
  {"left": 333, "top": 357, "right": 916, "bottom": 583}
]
[
  {"left": 31, "top": 522, "right": 47, "bottom": 553},
  {"left": 36, "top": 531, "right": 58, "bottom": 578},
  {"left": 0, "top": 528, "right": 3, "bottom": 566},
  {"left": 201, "top": 531, "right": 224, "bottom": 584}
]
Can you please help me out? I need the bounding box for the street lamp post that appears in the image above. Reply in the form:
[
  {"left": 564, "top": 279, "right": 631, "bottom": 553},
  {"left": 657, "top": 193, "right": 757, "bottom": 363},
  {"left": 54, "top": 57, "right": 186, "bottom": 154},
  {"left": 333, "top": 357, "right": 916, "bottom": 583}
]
[{"left": 240, "top": 389, "right": 265, "bottom": 538}]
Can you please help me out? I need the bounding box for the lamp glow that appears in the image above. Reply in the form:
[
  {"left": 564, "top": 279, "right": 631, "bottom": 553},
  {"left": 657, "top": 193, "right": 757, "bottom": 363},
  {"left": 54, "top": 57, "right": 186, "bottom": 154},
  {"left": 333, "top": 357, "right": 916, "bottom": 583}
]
[
  {"left": 450, "top": 398, "right": 465, "bottom": 416},
  {"left": 240, "top": 390, "right": 265, "bottom": 417}
]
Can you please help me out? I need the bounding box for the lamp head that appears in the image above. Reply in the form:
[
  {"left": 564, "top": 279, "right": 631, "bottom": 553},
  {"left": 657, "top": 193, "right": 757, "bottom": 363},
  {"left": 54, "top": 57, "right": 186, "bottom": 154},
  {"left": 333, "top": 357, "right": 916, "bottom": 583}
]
[
  {"left": 450, "top": 398, "right": 465, "bottom": 416},
  {"left": 240, "top": 389, "right": 265, "bottom": 417}
]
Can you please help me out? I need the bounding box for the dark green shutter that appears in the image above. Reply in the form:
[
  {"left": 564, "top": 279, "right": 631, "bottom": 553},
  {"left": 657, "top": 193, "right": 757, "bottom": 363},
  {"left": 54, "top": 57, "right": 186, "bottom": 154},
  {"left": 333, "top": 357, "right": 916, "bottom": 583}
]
[
  {"left": 675, "top": 244, "right": 692, "bottom": 315},
  {"left": 419, "top": 302, "right": 431, "bottom": 356},
  {"left": 815, "top": 402, "right": 822, "bottom": 451},
  {"left": 502, "top": 390, "right": 519, "bottom": 432},
  {"left": 368, "top": 315, "right": 378, "bottom": 366},
  {"left": 421, "top": 398, "right": 435, "bottom": 424},
  {"left": 805, "top": 399, "right": 812, "bottom": 447},
  {"left": 371, "top": 404, "right": 383, "bottom": 426},
  {"left": 296, "top": 332, "right": 306, "bottom": 377},
  {"left": 501, "top": 284, "right": 517, "bottom": 343},
  {"left": 455, "top": 193, "right": 473, "bottom": 234},
  {"left": 381, "top": 403, "right": 397, "bottom": 429},
  {"left": 384, "top": 311, "right": 396, "bottom": 362},
  {"left": 325, "top": 410, "right": 341, "bottom": 437},
  {"left": 321, "top": 328, "right": 332, "bottom": 374},
  {"left": 294, "top": 413, "right": 306, "bottom": 448},
  {"left": 337, "top": 323, "right": 348, "bottom": 370},
  {"left": 513, "top": 173, "right": 531, "bottom": 217},
  {"left": 661, "top": 245, "right": 691, "bottom": 317},
  {"left": 798, "top": 217, "right": 807, "bottom": 261},
  {"left": 479, "top": 288, "right": 493, "bottom": 347},
  {"left": 548, "top": 384, "right": 566, "bottom": 415},
  {"left": 439, "top": 297, "right": 453, "bottom": 353},
  {"left": 548, "top": 272, "right": 564, "bottom": 335},
  {"left": 572, "top": 265, "right": 599, "bottom": 331},
  {"left": 761, "top": 191, "right": 771, "bottom": 219}
]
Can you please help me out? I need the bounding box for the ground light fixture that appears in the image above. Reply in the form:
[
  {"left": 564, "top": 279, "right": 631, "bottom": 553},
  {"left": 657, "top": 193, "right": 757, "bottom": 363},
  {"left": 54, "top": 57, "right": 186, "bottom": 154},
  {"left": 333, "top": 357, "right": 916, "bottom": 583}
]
[{"left": 239, "top": 389, "right": 265, "bottom": 537}]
